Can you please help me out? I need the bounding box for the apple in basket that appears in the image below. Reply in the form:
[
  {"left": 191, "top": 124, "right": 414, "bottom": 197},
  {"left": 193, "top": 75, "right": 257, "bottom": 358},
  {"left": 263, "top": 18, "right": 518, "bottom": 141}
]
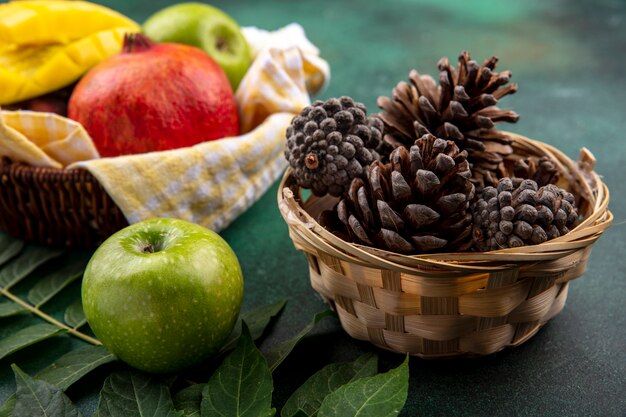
[
  {"left": 68, "top": 33, "right": 239, "bottom": 157},
  {"left": 143, "top": 2, "right": 252, "bottom": 90},
  {"left": 81, "top": 218, "right": 244, "bottom": 373}
]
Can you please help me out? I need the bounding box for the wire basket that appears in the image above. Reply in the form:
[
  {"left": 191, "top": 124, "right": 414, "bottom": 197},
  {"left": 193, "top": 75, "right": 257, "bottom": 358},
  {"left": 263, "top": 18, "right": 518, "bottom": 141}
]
[
  {"left": 278, "top": 133, "right": 612, "bottom": 357},
  {"left": 0, "top": 157, "right": 127, "bottom": 247}
]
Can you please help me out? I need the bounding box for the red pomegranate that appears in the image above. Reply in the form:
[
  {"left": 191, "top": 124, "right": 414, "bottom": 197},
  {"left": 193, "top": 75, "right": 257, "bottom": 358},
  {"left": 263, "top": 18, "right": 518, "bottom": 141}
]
[{"left": 68, "top": 33, "right": 240, "bottom": 157}]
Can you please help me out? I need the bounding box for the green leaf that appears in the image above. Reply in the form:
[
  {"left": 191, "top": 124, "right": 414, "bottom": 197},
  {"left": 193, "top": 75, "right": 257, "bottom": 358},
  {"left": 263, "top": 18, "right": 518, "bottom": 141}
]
[
  {"left": 95, "top": 371, "right": 180, "bottom": 417},
  {"left": 0, "top": 395, "right": 15, "bottom": 417},
  {"left": 173, "top": 384, "right": 204, "bottom": 417},
  {"left": 0, "top": 323, "right": 66, "bottom": 361},
  {"left": 27, "top": 261, "right": 86, "bottom": 307},
  {"left": 349, "top": 353, "right": 380, "bottom": 381},
  {"left": 220, "top": 299, "right": 287, "bottom": 353},
  {"left": 265, "top": 310, "right": 335, "bottom": 372},
  {"left": 201, "top": 323, "right": 274, "bottom": 417},
  {"left": 36, "top": 345, "right": 116, "bottom": 390},
  {"left": 317, "top": 356, "right": 410, "bottom": 417},
  {"left": 0, "top": 301, "right": 27, "bottom": 318},
  {"left": 0, "top": 346, "right": 115, "bottom": 417},
  {"left": 0, "top": 234, "right": 24, "bottom": 268},
  {"left": 63, "top": 299, "right": 87, "bottom": 329},
  {"left": 11, "top": 364, "right": 83, "bottom": 417},
  {"left": 281, "top": 353, "right": 378, "bottom": 417},
  {"left": 0, "top": 245, "right": 64, "bottom": 289}
]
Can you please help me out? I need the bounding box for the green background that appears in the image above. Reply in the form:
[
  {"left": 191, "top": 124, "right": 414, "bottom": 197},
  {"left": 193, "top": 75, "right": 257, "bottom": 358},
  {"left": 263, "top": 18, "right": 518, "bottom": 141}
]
[{"left": 1, "top": 0, "right": 625, "bottom": 415}]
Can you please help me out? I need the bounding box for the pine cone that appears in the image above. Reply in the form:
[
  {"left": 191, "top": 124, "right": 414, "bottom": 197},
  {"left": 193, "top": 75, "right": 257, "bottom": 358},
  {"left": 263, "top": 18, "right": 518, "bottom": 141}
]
[
  {"left": 322, "top": 134, "right": 475, "bottom": 253},
  {"left": 377, "top": 51, "right": 519, "bottom": 189},
  {"left": 472, "top": 178, "right": 579, "bottom": 251},
  {"left": 513, "top": 156, "right": 559, "bottom": 187},
  {"left": 285, "top": 97, "right": 387, "bottom": 197}
]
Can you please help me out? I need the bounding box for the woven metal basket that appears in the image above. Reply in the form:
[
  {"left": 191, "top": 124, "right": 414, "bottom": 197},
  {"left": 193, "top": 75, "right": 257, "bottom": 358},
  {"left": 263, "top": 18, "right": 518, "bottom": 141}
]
[
  {"left": 0, "top": 157, "right": 127, "bottom": 247},
  {"left": 278, "top": 133, "right": 612, "bottom": 357}
]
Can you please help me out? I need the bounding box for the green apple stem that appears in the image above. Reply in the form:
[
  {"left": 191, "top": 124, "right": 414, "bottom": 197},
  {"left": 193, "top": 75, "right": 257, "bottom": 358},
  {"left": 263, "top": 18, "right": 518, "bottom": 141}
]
[
  {"left": 216, "top": 36, "right": 228, "bottom": 51},
  {"left": 0, "top": 287, "right": 102, "bottom": 346}
]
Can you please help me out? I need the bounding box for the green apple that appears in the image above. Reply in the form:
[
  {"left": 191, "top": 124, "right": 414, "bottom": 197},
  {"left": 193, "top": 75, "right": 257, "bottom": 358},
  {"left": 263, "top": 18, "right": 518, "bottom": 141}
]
[
  {"left": 143, "top": 2, "right": 252, "bottom": 90},
  {"left": 81, "top": 218, "right": 243, "bottom": 374}
]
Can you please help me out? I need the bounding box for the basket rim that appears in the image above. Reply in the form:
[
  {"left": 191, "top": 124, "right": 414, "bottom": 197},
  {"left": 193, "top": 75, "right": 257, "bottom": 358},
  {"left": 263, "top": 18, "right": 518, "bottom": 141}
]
[
  {"left": 1, "top": 156, "right": 87, "bottom": 174},
  {"left": 277, "top": 132, "right": 613, "bottom": 274},
  {"left": 0, "top": 156, "right": 128, "bottom": 247}
]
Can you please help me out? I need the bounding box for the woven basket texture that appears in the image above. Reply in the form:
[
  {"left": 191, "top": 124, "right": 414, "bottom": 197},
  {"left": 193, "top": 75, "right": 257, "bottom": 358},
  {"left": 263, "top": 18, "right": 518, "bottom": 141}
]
[
  {"left": 278, "top": 133, "right": 612, "bottom": 357},
  {"left": 0, "top": 157, "right": 127, "bottom": 247}
]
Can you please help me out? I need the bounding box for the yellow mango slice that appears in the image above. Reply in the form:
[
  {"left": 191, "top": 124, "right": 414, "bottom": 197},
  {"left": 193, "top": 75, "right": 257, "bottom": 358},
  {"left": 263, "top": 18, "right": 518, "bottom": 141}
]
[
  {"left": 0, "top": 1, "right": 138, "bottom": 46},
  {"left": 0, "top": 1, "right": 140, "bottom": 105}
]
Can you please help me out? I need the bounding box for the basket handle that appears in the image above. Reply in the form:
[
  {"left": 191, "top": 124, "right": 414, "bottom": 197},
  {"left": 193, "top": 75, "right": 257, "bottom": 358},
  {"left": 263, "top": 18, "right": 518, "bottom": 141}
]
[{"left": 577, "top": 147, "right": 599, "bottom": 193}]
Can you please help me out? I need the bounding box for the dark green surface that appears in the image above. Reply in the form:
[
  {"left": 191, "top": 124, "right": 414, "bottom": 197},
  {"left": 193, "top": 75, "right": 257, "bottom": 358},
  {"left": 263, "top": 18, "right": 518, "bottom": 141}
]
[{"left": 1, "top": 0, "right": 626, "bottom": 415}]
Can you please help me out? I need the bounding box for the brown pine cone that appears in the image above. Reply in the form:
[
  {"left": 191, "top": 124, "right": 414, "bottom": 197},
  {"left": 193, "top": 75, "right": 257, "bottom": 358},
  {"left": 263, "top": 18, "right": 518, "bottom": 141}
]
[
  {"left": 513, "top": 156, "right": 559, "bottom": 187},
  {"left": 285, "top": 97, "right": 388, "bottom": 197},
  {"left": 321, "top": 134, "right": 475, "bottom": 253},
  {"left": 472, "top": 178, "right": 579, "bottom": 251},
  {"left": 377, "top": 51, "right": 519, "bottom": 190}
]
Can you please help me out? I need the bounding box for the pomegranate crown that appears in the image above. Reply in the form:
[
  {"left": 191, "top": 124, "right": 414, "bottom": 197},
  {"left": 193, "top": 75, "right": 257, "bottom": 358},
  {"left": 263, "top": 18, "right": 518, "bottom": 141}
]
[{"left": 123, "top": 33, "right": 155, "bottom": 53}]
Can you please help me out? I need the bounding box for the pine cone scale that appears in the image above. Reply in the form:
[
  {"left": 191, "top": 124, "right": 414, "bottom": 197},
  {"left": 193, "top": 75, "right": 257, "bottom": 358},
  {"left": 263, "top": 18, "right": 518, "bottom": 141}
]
[
  {"left": 348, "top": 215, "right": 372, "bottom": 244},
  {"left": 376, "top": 104, "right": 413, "bottom": 139},
  {"left": 438, "top": 193, "right": 468, "bottom": 215},
  {"left": 417, "top": 95, "right": 439, "bottom": 126},
  {"left": 404, "top": 204, "right": 440, "bottom": 229},
  {"left": 412, "top": 235, "right": 447, "bottom": 251},
  {"left": 415, "top": 169, "right": 440, "bottom": 195},
  {"left": 380, "top": 228, "right": 414, "bottom": 252},
  {"left": 408, "top": 71, "right": 439, "bottom": 105},
  {"left": 378, "top": 200, "right": 404, "bottom": 230},
  {"left": 492, "top": 83, "right": 518, "bottom": 99},
  {"left": 391, "top": 170, "right": 412, "bottom": 204}
]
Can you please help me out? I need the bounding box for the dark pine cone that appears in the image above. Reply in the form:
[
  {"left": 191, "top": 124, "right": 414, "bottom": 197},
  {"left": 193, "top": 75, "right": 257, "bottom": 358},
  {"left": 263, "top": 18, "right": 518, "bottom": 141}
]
[
  {"left": 513, "top": 155, "right": 559, "bottom": 187},
  {"left": 285, "top": 97, "right": 388, "bottom": 197},
  {"left": 321, "top": 134, "right": 475, "bottom": 253},
  {"left": 377, "top": 51, "right": 519, "bottom": 190},
  {"left": 472, "top": 178, "right": 579, "bottom": 251}
]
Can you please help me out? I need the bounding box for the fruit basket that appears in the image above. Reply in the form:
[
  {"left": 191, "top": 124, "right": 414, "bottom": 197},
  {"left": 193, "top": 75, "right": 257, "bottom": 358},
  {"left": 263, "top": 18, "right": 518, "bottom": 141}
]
[
  {"left": 0, "top": 157, "right": 127, "bottom": 247},
  {"left": 0, "top": 1, "right": 328, "bottom": 248},
  {"left": 0, "top": 107, "right": 296, "bottom": 248},
  {"left": 278, "top": 132, "right": 612, "bottom": 357}
]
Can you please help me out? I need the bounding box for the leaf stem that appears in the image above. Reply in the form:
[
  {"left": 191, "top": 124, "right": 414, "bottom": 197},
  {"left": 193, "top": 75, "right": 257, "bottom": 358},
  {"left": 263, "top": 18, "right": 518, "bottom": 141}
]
[{"left": 0, "top": 287, "right": 101, "bottom": 346}]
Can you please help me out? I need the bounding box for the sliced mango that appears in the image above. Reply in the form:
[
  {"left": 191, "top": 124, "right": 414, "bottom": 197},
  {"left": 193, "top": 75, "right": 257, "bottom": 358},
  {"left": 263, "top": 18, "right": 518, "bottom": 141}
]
[
  {"left": 0, "top": 1, "right": 138, "bottom": 46},
  {"left": 0, "top": 1, "right": 140, "bottom": 105}
]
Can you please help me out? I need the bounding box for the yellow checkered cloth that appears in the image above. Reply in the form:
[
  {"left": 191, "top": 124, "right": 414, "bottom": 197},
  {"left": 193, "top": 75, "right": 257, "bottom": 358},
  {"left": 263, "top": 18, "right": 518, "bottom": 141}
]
[
  {"left": 0, "top": 25, "right": 329, "bottom": 232},
  {"left": 73, "top": 113, "right": 294, "bottom": 229},
  {"left": 0, "top": 110, "right": 99, "bottom": 169}
]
